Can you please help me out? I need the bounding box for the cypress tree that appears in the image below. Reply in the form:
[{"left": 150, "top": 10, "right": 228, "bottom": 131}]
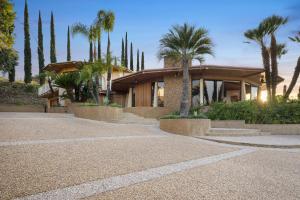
[
  {"left": 136, "top": 49, "right": 139, "bottom": 71},
  {"left": 89, "top": 41, "right": 93, "bottom": 62},
  {"left": 125, "top": 32, "right": 128, "bottom": 68},
  {"left": 67, "top": 26, "right": 71, "bottom": 61},
  {"left": 50, "top": 12, "right": 57, "bottom": 63},
  {"left": 130, "top": 42, "right": 133, "bottom": 71},
  {"left": 24, "top": 0, "right": 32, "bottom": 83},
  {"left": 141, "top": 51, "right": 144, "bottom": 70},
  {"left": 38, "top": 11, "right": 45, "bottom": 84},
  {"left": 121, "top": 38, "right": 124, "bottom": 66},
  {"left": 97, "top": 35, "right": 101, "bottom": 61}
]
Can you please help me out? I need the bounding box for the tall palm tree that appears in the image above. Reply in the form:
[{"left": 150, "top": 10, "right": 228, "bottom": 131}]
[
  {"left": 245, "top": 25, "right": 272, "bottom": 102},
  {"left": 71, "top": 23, "right": 98, "bottom": 62},
  {"left": 159, "top": 23, "right": 213, "bottom": 117},
  {"left": 97, "top": 10, "right": 115, "bottom": 102},
  {"left": 284, "top": 32, "right": 300, "bottom": 99},
  {"left": 262, "top": 15, "right": 288, "bottom": 101}
]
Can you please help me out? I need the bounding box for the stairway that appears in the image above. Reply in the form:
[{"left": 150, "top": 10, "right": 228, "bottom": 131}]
[
  {"left": 116, "top": 112, "right": 159, "bottom": 125},
  {"left": 206, "top": 128, "right": 270, "bottom": 136}
]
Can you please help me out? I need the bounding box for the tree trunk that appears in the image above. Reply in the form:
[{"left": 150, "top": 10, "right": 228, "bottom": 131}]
[
  {"left": 8, "top": 67, "right": 15, "bottom": 82},
  {"left": 284, "top": 56, "right": 300, "bottom": 99},
  {"left": 180, "top": 57, "right": 190, "bottom": 117},
  {"left": 261, "top": 45, "right": 272, "bottom": 102},
  {"left": 270, "top": 34, "right": 278, "bottom": 102},
  {"left": 97, "top": 37, "right": 101, "bottom": 61},
  {"left": 106, "top": 32, "right": 111, "bottom": 102},
  {"left": 93, "top": 42, "right": 97, "bottom": 61},
  {"left": 89, "top": 41, "right": 93, "bottom": 62},
  {"left": 88, "top": 79, "right": 98, "bottom": 104}
]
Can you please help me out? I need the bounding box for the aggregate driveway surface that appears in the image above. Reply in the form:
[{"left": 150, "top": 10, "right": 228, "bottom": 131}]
[{"left": 0, "top": 112, "right": 299, "bottom": 200}]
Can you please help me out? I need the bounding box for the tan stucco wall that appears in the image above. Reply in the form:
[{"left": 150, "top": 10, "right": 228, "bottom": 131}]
[
  {"left": 71, "top": 104, "right": 124, "bottom": 122},
  {"left": 245, "top": 124, "right": 300, "bottom": 135},
  {"left": 160, "top": 119, "right": 211, "bottom": 136},
  {"left": 164, "top": 74, "right": 191, "bottom": 112},
  {"left": 0, "top": 104, "right": 45, "bottom": 112},
  {"left": 211, "top": 120, "right": 246, "bottom": 128},
  {"left": 123, "top": 107, "right": 172, "bottom": 119}
]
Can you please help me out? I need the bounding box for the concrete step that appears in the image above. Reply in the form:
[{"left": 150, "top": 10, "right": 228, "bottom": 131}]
[{"left": 206, "top": 128, "right": 266, "bottom": 136}]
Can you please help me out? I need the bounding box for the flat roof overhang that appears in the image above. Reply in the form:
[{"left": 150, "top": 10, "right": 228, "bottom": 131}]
[
  {"left": 43, "top": 61, "right": 132, "bottom": 74},
  {"left": 112, "top": 65, "right": 266, "bottom": 92}
]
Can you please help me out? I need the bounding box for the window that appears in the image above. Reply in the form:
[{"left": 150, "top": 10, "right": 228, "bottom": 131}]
[
  {"left": 203, "top": 80, "right": 224, "bottom": 105},
  {"left": 151, "top": 81, "right": 165, "bottom": 107},
  {"left": 251, "top": 86, "right": 258, "bottom": 100},
  {"left": 192, "top": 80, "right": 200, "bottom": 107},
  {"left": 132, "top": 87, "right": 135, "bottom": 107},
  {"left": 157, "top": 82, "right": 164, "bottom": 107},
  {"left": 223, "top": 81, "right": 241, "bottom": 103},
  {"left": 245, "top": 83, "right": 251, "bottom": 100}
]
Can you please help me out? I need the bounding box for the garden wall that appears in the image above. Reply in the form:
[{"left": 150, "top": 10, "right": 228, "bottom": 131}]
[
  {"left": 245, "top": 124, "right": 300, "bottom": 135},
  {"left": 123, "top": 107, "right": 171, "bottom": 119},
  {"left": 72, "top": 104, "right": 124, "bottom": 122},
  {"left": 0, "top": 104, "right": 45, "bottom": 112},
  {"left": 160, "top": 119, "right": 211, "bottom": 136}
]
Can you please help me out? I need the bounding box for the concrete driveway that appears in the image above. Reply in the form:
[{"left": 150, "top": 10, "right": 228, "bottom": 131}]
[{"left": 0, "top": 112, "right": 299, "bottom": 200}]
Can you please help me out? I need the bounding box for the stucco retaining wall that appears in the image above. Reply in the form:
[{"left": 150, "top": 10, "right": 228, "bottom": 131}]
[
  {"left": 160, "top": 119, "right": 211, "bottom": 136},
  {"left": 72, "top": 105, "right": 124, "bottom": 122},
  {"left": 211, "top": 120, "right": 246, "bottom": 128},
  {"left": 123, "top": 107, "right": 171, "bottom": 119},
  {"left": 245, "top": 124, "right": 300, "bottom": 135},
  {"left": 47, "top": 106, "right": 69, "bottom": 113},
  {"left": 0, "top": 104, "right": 45, "bottom": 112}
]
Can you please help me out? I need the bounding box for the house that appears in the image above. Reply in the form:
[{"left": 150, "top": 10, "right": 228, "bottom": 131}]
[
  {"left": 111, "top": 57, "right": 283, "bottom": 116},
  {"left": 38, "top": 61, "right": 132, "bottom": 108}
]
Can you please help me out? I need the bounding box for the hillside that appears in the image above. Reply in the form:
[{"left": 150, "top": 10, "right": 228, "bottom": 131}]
[{"left": 0, "top": 79, "right": 46, "bottom": 105}]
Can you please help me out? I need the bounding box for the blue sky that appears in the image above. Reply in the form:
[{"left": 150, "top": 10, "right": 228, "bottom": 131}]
[{"left": 11, "top": 0, "right": 300, "bottom": 96}]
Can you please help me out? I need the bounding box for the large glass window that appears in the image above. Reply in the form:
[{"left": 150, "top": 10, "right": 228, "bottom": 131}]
[
  {"left": 157, "top": 82, "right": 164, "bottom": 107},
  {"left": 251, "top": 86, "right": 258, "bottom": 100},
  {"left": 203, "top": 80, "right": 224, "bottom": 105},
  {"left": 223, "top": 81, "right": 241, "bottom": 103},
  {"left": 192, "top": 80, "right": 200, "bottom": 107},
  {"left": 245, "top": 83, "right": 251, "bottom": 100}
]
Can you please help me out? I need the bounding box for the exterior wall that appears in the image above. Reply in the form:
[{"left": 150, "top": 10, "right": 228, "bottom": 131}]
[
  {"left": 211, "top": 120, "right": 246, "bottom": 128},
  {"left": 111, "top": 94, "right": 127, "bottom": 107},
  {"left": 160, "top": 119, "right": 211, "bottom": 136},
  {"left": 123, "top": 107, "right": 171, "bottom": 119},
  {"left": 135, "top": 82, "right": 152, "bottom": 107},
  {"left": 164, "top": 74, "right": 191, "bottom": 112}
]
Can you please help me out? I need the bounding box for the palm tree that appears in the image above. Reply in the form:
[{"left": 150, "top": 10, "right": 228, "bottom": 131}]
[
  {"left": 79, "top": 60, "right": 107, "bottom": 104},
  {"left": 97, "top": 10, "right": 115, "bottom": 102},
  {"left": 284, "top": 32, "right": 300, "bottom": 99},
  {"left": 71, "top": 23, "right": 98, "bottom": 62},
  {"left": 262, "top": 15, "right": 288, "bottom": 101},
  {"left": 54, "top": 72, "right": 80, "bottom": 102},
  {"left": 245, "top": 25, "right": 272, "bottom": 102},
  {"left": 159, "top": 23, "right": 213, "bottom": 117}
]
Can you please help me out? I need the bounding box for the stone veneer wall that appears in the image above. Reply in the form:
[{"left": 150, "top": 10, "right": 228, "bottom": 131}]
[{"left": 164, "top": 74, "right": 191, "bottom": 113}]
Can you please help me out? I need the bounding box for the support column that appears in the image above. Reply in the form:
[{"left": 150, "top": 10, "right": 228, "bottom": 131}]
[
  {"left": 241, "top": 80, "right": 246, "bottom": 101},
  {"left": 127, "top": 87, "right": 132, "bottom": 107},
  {"left": 153, "top": 82, "right": 158, "bottom": 107},
  {"left": 199, "top": 78, "right": 204, "bottom": 105}
]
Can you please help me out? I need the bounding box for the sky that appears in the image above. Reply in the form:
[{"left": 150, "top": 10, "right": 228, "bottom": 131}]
[{"left": 10, "top": 0, "right": 300, "bottom": 97}]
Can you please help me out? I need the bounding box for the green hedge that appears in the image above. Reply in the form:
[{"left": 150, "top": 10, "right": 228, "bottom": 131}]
[{"left": 205, "top": 101, "right": 300, "bottom": 124}]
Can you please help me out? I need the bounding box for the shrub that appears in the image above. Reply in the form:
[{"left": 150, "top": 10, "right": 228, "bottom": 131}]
[{"left": 205, "top": 101, "right": 300, "bottom": 124}]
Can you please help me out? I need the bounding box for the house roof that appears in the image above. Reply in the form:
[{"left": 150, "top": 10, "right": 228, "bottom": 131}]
[
  {"left": 43, "top": 61, "right": 132, "bottom": 73},
  {"left": 112, "top": 65, "right": 268, "bottom": 91}
]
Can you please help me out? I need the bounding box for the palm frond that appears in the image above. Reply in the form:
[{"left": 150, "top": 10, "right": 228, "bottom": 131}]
[{"left": 71, "top": 23, "right": 89, "bottom": 39}]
